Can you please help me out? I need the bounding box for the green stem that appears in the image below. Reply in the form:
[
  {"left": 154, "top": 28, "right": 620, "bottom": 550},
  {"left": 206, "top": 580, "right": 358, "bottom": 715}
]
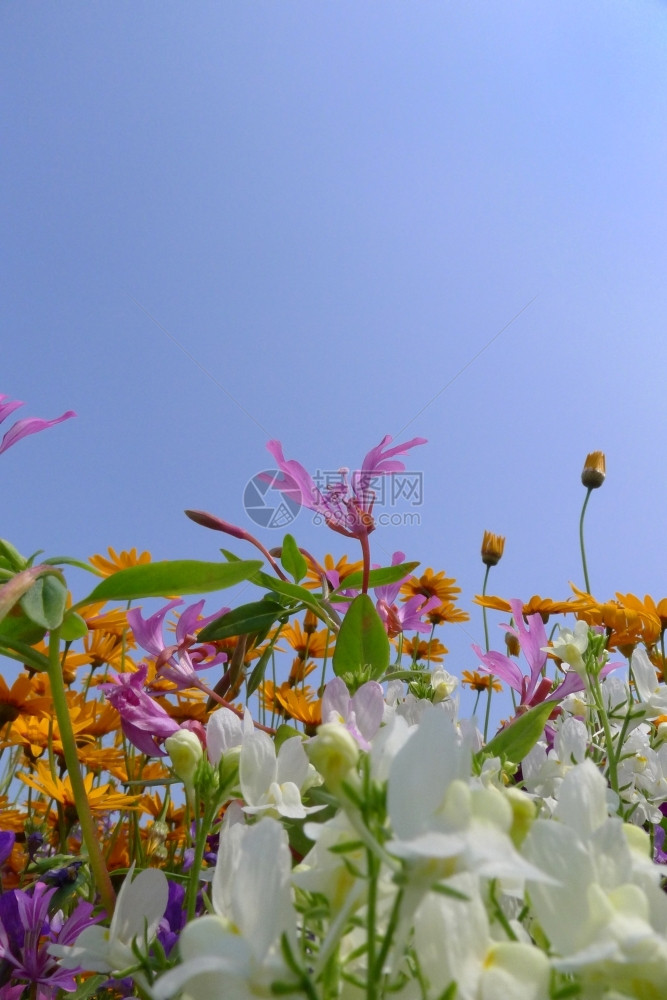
[
  {"left": 589, "top": 671, "right": 619, "bottom": 798},
  {"left": 579, "top": 487, "right": 593, "bottom": 593},
  {"left": 481, "top": 564, "right": 494, "bottom": 741},
  {"left": 47, "top": 628, "right": 115, "bottom": 914},
  {"left": 359, "top": 532, "right": 371, "bottom": 596},
  {"left": 481, "top": 565, "right": 491, "bottom": 653},
  {"left": 366, "top": 846, "right": 378, "bottom": 1000}
]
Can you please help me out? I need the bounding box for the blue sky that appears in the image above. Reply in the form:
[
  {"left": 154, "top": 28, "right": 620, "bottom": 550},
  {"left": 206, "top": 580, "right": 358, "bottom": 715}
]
[{"left": 2, "top": 1, "right": 667, "bottom": 712}]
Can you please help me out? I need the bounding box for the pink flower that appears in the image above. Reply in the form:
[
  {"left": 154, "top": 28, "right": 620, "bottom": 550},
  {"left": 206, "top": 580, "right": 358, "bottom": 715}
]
[
  {"left": 0, "top": 394, "right": 75, "bottom": 456},
  {"left": 127, "top": 599, "right": 228, "bottom": 689},
  {"left": 267, "top": 434, "right": 426, "bottom": 539},
  {"left": 321, "top": 677, "right": 385, "bottom": 751}
]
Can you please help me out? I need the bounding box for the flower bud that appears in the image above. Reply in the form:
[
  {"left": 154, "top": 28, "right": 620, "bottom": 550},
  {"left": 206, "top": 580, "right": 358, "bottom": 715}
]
[
  {"left": 581, "top": 451, "right": 606, "bottom": 489},
  {"left": 504, "top": 632, "right": 521, "bottom": 657},
  {"left": 307, "top": 722, "right": 359, "bottom": 791},
  {"left": 481, "top": 531, "right": 505, "bottom": 567},
  {"left": 504, "top": 786, "right": 537, "bottom": 847},
  {"left": 165, "top": 729, "right": 204, "bottom": 801}
]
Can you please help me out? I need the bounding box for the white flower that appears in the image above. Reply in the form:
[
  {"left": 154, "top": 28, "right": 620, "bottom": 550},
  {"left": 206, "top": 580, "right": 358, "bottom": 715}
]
[
  {"left": 50, "top": 864, "right": 168, "bottom": 973},
  {"left": 240, "top": 728, "right": 323, "bottom": 819},
  {"left": 385, "top": 707, "right": 551, "bottom": 884},
  {"left": 523, "top": 760, "right": 667, "bottom": 993},
  {"left": 544, "top": 620, "right": 590, "bottom": 676},
  {"left": 412, "top": 873, "right": 550, "bottom": 1000},
  {"left": 430, "top": 667, "right": 458, "bottom": 702},
  {"left": 206, "top": 705, "right": 253, "bottom": 765},
  {"left": 631, "top": 646, "right": 667, "bottom": 719},
  {"left": 153, "top": 817, "right": 296, "bottom": 1000}
]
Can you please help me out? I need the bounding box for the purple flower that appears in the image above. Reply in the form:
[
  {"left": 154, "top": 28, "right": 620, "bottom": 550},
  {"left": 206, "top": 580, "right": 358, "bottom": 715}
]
[
  {"left": 321, "top": 677, "right": 385, "bottom": 751},
  {"left": 156, "top": 879, "right": 186, "bottom": 956},
  {"left": 127, "top": 599, "right": 228, "bottom": 689},
  {"left": 0, "top": 881, "right": 101, "bottom": 997},
  {"left": 99, "top": 665, "right": 180, "bottom": 755},
  {"left": 0, "top": 833, "right": 14, "bottom": 868},
  {"left": 472, "top": 598, "right": 620, "bottom": 710},
  {"left": 0, "top": 394, "right": 75, "bottom": 456},
  {"left": 267, "top": 435, "right": 426, "bottom": 539}
]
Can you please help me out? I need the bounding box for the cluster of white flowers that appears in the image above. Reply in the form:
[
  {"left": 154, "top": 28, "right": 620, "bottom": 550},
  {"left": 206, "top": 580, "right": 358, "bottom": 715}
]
[{"left": 52, "top": 627, "right": 667, "bottom": 1000}]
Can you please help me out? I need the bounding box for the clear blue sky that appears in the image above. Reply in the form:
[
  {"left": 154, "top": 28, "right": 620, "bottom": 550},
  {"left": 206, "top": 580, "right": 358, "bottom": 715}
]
[{"left": 2, "top": 1, "right": 667, "bottom": 713}]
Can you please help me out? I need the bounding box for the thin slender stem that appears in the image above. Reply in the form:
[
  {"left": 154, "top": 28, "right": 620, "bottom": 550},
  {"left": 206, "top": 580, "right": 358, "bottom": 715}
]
[
  {"left": 579, "top": 487, "right": 593, "bottom": 593},
  {"left": 47, "top": 628, "right": 115, "bottom": 915},
  {"left": 481, "top": 563, "right": 494, "bottom": 741},
  {"left": 359, "top": 532, "right": 371, "bottom": 596},
  {"left": 481, "top": 564, "right": 491, "bottom": 653}
]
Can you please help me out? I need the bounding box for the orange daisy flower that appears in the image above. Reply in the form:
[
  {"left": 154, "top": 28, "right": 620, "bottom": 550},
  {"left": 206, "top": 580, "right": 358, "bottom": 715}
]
[
  {"left": 287, "top": 657, "right": 318, "bottom": 686},
  {"left": 89, "top": 547, "right": 152, "bottom": 577},
  {"left": 462, "top": 670, "right": 502, "bottom": 693},
  {"left": 473, "top": 594, "right": 584, "bottom": 623},
  {"left": 274, "top": 685, "right": 322, "bottom": 728},
  {"left": 401, "top": 637, "right": 448, "bottom": 663},
  {"left": 424, "top": 600, "right": 470, "bottom": 627},
  {"left": 400, "top": 569, "right": 461, "bottom": 605},
  {"left": 19, "top": 761, "right": 140, "bottom": 814},
  {"left": 571, "top": 586, "right": 662, "bottom": 647},
  {"left": 281, "top": 620, "right": 334, "bottom": 660},
  {"left": 0, "top": 673, "right": 51, "bottom": 725},
  {"left": 1, "top": 715, "right": 60, "bottom": 761},
  {"left": 305, "top": 553, "right": 363, "bottom": 591}
]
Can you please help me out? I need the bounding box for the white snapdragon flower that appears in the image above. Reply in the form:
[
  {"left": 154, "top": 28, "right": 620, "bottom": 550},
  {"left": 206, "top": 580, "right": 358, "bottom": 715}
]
[
  {"left": 544, "top": 620, "right": 590, "bottom": 676},
  {"left": 50, "top": 865, "right": 168, "bottom": 973},
  {"left": 206, "top": 705, "right": 253, "bottom": 765},
  {"left": 521, "top": 714, "right": 588, "bottom": 806},
  {"left": 631, "top": 646, "right": 667, "bottom": 719},
  {"left": 153, "top": 816, "right": 297, "bottom": 1000},
  {"left": 412, "top": 873, "right": 550, "bottom": 1000},
  {"left": 523, "top": 759, "right": 667, "bottom": 994},
  {"left": 240, "top": 727, "right": 323, "bottom": 818},
  {"left": 385, "top": 708, "right": 550, "bottom": 884},
  {"left": 615, "top": 726, "right": 667, "bottom": 825}
]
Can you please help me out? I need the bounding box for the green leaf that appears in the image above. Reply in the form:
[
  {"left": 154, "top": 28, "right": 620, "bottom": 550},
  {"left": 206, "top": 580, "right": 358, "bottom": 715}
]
[
  {"left": 250, "top": 571, "right": 340, "bottom": 629},
  {"left": 332, "top": 562, "right": 419, "bottom": 593},
  {"left": 0, "top": 608, "right": 46, "bottom": 646},
  {"left": 198, "top": 599, "right": 287, "bottom": 641},
  {"left": 246, "top": 641, "right": 277, "bottom": 697},
  {"left": 478, "top": 701, "right": 554, "bottom": 766},
  {"left": 0, "top": 539, "right": 27, "bottom": 572},
  {"left": 60, "top": 611, "right": 88, "bottom": 641},
  {"left": 280, "top": 534, "right": 308, "bottom": 583},
  {"left": 20, "top": 575, "right": 68, "bottom": 629},
  {"left": 0, "top": 638, "right": 50, "bottom": 673},
  {"left": 80, "top": 559, "right": 263, "bottom": 603},
  {"left": 332, "top": 593, "right": 390, "bottom": 687},
  {"left": 274, "top": 723, "right": 303, "bottom": 750}
]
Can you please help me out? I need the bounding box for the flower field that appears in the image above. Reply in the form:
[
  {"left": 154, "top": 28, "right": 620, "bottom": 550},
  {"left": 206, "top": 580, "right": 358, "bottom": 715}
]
[{"left": 2, "top": 396, "right": 667, "bottom": 1000}]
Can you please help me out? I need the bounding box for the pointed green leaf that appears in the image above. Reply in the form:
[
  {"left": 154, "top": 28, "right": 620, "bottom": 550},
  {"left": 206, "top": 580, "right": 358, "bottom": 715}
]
[
  {"left": 198, "top": 599, "right": 286, "bottom": 641},
  {"left": 477, "top": 700, "right": 554, "bottom": 766},
  {"left": 332, "top": 593, "right": 390, "bottom": 686},
  {"left": 250, "top": 571, "right": 340, "bottom": 629},
  {"left": 332, "top": 562, "right": 419, "bottom": 593},
  {"left": 81, "top": 559, "right": 263, "bottom": 603},
  {"left": 20, "top": 575, "right": 68, "bottom": 629},
  {"left": 280, "top": 534, "right": 308, "bottom": 583},
  {"left": 246, "top": 642, "right": 276, "bottom": 697}
]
